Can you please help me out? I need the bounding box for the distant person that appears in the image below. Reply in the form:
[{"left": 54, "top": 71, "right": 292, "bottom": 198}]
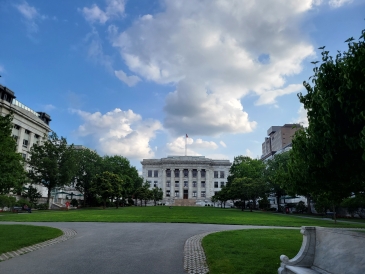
[{"left": 24, "top": 204, "right": 31, "bottom": 213}]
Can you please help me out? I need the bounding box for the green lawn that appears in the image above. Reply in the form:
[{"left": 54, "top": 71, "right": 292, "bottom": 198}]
[
  {"left": 1, "top": 207, "right": 365, "bottom": 228},
  {"left": 0, "top": 225, "right": 63, "bottom": 254},
  {"left": 202, "top": 229, "right": 302, "bottom": 274}
]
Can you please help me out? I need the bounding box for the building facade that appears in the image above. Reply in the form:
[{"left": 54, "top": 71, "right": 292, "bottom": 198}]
[
  {"left": 141, "top": 156, "right": 231, "bottom": 206},
  {"left": 1, "top": 84, "right": 51, "bottom": 199},
  {"left": 261, "top": 124, "right": 301, "bottom": 161}
]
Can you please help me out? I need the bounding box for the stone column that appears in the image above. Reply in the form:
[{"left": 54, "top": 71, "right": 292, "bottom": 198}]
[
  {"left": 170, "top": 168, "right": 174, "bottom": 202},
  {"left": 197, "top": 169, "right": 201, "bottom": 199},
  {"left": 162, "top": 168, "right": 166, "bottom": 199},
  {"left": 28, "top": 132, "right": 34, "bottom": 151},
  {"left": 188, "top": 169, "right": 192, "bottom": 199},
  {"left": 179, "top": 168, "right": 183, "bottom": 199},
  {"left": 17, "top": 127, "right": 25, "bottom": 153}
]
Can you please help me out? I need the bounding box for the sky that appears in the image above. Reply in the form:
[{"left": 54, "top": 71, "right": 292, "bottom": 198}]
[{"left": 1, "top": 0, "right": 364, "bottom": 170}]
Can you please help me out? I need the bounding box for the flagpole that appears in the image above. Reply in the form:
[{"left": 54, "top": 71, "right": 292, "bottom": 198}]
[{"left": 185, "top": 134, "right": 187, "bottom": 156}]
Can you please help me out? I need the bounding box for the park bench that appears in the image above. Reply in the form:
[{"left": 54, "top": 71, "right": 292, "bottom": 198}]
[
  {"left": 278, "top": 226, "right": 365, "bottom": 274},
  {"left": 12, "top": 206, "right": 26, "bottom": 213}
]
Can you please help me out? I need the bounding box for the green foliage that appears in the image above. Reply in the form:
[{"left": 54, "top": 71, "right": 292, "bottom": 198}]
[
  {"left": 0, "top": 114, "right": 27, "bottom": 195},
  {"left": 264, "top": 151, "right": 291, "bottom": 212},
  {"left": 151, "top": 187, "right": 163, "bottom": 206},
  {"left": 35, "top": 203, "right": 48, "bottom": 210},
  {"left": 295, "top": 201, "right": 307, "bottom": 214},
  {"left": 71, "top": 198, "right": 79, "bottom": 207},
  {"left": 27, "top": 132, "right": 77, "bottom": 205},
  {"left": 22, "top": 185, "right": 41, "bottom": 207},
  {"left": 74, "top": 148, "right": 102, "bottom": 207},
  {"left": 91, "top": 171, "right": 123, "bottom": 209},
  {"left": 258, "top": 195, "right": 270, "bottom": 210},
  {"left": 290, "top": 29, "right": 365, "bottom": 210},
  {"left": 341, "top": 195, "right": 365, "bottom": 217},
  {"left": 0, "top": 195, "right": 16, "bottom": 208},
  {"left": 15, "top": 198, "right": 31, "bottom": 207}
]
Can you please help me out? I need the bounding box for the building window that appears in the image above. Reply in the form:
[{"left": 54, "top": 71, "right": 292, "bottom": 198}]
[
  {"left": 22, "top": 153, "right": 27, "bottom": 160},
  {"left": 154, "top": 170, "right": 158, "bottom": 177},
  {"left": 175, "top": 181, "right": 179, "bottom": 187},
  {"left": 192, "top": 169, "right": 197, "bottom": 178},
  {"left": 166, "top": 169, "right": 171, "bottom": 177},
  {"left": 201, "top": 191, "right": 206, "bottom": 197},
  {"left": 183, "top": 169, "right": 188, "bottom": 177},
  {"left": 201, "top": 181, "right": 205, "bottom": 188},
  {"left": 166, "top": 181, "right": 171, "bottom": 187},
  {"left": 148, "top": 170, "right": 152, "bottom": 177},
  {"left": 166, "top": 190, "right": 170, "bottom": 197},
  {"left": 220, "top": 182, "right": 225, "bottom": 187},
  {"left": 13, "top": 124, "right": 20, "bottom": 130},
  {"left": 175, "top": 191, "right": 179, "bottom": 197},
  {"left": 25, "top": 129, "right": 30, "bottom": 134},
  {"left": 220, "top": 171, "right": 225, "bottom": 178},
  {"left": 193, "top": 191, "right": 197, "bottom": 197},
  {"left": 147, "top": 181, "right": 152, "bottom": 186},
  {"left": 192, "top": 181, "right": 197, "bottom": 187},
  {"left": 214, "top": 182, "right": 218, "bottom": 188},
  {"left": 201, "top": 170, "right": 206, "bottom": 178},
  {"left": 174, "top": 169, "right": 180, "bottom": 177},
  {"left": 184, "top": 181, "right": 188, "bottom": 187},
  {"left": 154, "top": 181, "right": 157, "bottom": 187},
  {"left": 12, "top": 135, "right": 18, "bottom": 141},
  {"left": 22, "top": 139, "right": 28, "bottom": 148},
  {"left": 214, "top": 171, "right": 219, "bottom": 178}
]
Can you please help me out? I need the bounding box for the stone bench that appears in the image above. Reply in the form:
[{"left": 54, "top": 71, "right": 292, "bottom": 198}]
[{"left": 278, "top": 226, "right": 365, "bottom": 274}]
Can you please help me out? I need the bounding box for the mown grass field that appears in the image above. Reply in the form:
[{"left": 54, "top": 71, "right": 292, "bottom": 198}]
[
  {"left": 0, "top": 225, "right": 62, "bottom": 254},
  {"left": 1, "top": 206, "right": 365, "bottom": 228},
  {"left": 202, "top": 229, "right": 302, "bottom": 274}
]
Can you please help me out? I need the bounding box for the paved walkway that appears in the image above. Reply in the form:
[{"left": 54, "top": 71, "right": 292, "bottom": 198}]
[{"left": 0, "top": 222, "right": 298, "bottom": 274}]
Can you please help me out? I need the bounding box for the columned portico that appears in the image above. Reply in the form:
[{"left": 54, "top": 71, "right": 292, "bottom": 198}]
[{"left": 141, "top": 156, "right": 231, "bottom": 206}]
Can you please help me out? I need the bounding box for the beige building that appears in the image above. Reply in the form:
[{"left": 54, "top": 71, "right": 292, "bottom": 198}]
[
  {"left": 1, "top": 84, "right": 51, "bottom": 198},
  {"left": 261, "top": 124, "right": 301, "bottom": 161},
  {"left": 141, "top": 156, "right": 231, "bottom": 206}
]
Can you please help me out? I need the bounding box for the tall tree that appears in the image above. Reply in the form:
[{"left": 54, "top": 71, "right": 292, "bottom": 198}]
[
  {"left": 264, "top": 152, "right": 290, "bottom": 212},
  {"left": 74, "top": 148, "right": 102, "bottom": 206},
  {"left": 0, "top": 114, "right": 26, "bottom": 194},
  {"left": 290, "top": 30, "right": 365, "bottom": 220},
  {"left": 27, "top": 132, "right": 76, "bottom": 206},
  {"left": 151, "top": 187, "right": 163, "bottom": 206},
  {"left": 91, "top": 171, "right": 118, "bottom": 209}
]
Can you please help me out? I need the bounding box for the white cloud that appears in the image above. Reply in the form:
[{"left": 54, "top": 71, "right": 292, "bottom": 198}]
[
  {"left": 110, "top": 0, "right": 316, "bottom": 136},
  {"left": 15, "top": 1, "right": 47, "bottom": 34},
  {"left": 84, "top": 28, "right": 113, "bottom": 71},
  {"left": 219, "top": 141, "right": 227, "bottom": 148},
  {"left": 245, "top": 149, "right": 254, "bottom": 158},
  {"left": 295, "top": 105, "right": 309, "bottom": 127},
  {"left": 80, "top": 0, "right": 125, "bottom": 24},
  {"left": 72, "top": 108, "right": 162, "bottom": 159},
  {"left": 165, "top": 136, "right": 218, "bottom": 156},
  {"left": 328, "top": 0, "right": 352, "bottom": 8},
  {"left": 115, "top": 70, "right": 141, "bottom": 87},
  {"left": 255, "top": 84, "right": 305, "bottom": 105},
  {"left": 0, "top": 65, "right": 4, "bottom": 73},
  {"left": 43, "top": 104, "right": 55, "bottom": 111}
]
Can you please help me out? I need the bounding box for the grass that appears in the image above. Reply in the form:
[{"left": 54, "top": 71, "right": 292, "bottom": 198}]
[
  {"left": 1, "top": 207, "right": 365, "bottom": 228},
  {"left": 0, "top": 225, "right": 63, "bottom": 254},
  {"left": 202, "top": 229, "right": 302, "bottom": 274}
]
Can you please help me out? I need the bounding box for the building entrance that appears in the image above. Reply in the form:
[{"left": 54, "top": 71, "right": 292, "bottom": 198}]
[{"left": 183, "top": 190, "right": 188, "bottom": 199}]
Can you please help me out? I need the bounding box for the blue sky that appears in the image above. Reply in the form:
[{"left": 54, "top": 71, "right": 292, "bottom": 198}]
[{"left": 1, "top": 0, "right": 364, "bottom": 170}]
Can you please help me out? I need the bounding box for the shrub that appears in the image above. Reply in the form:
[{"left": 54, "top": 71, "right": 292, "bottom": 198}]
[
  {"left": 15, "top": 198, "right": 31, "bottom": 208},
  {"left": 295, "top": 201, "right": 307, "bottom": 213},
  {"left": 71, "top": 199, "right": 78, "bottom": 207},
  {"left": 0, "top": 195, "right": 16, "bottom": 208},
  {"left": 36, "top": 203, "right": 48, "bottom": 210}
]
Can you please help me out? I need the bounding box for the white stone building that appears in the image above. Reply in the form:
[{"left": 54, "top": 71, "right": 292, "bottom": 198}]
[
  {"left": 141, "top": 156, "right": 231, "bottom": 206},
  {"left": 0, "top": 84, "right": 51, "bottom": 199}
]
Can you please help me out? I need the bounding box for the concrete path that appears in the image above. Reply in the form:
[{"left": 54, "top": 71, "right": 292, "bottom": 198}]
[{"left": 0, "top": 222, "right": 298, "bottom": 274}]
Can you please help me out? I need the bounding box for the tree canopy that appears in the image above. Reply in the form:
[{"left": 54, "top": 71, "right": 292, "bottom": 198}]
[
  {"left": 289, "top": 29, "right": 365, "bottom": 213},
  {"left": 0, "top": 114, "right": 26, "bottom": 194}
]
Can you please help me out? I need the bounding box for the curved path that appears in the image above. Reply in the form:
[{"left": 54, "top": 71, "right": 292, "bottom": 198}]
[{"left": 0, "top": 222, "right": 298, "bottom": 274}]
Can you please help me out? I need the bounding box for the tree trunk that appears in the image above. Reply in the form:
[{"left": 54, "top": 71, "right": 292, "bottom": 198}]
[
  {"left": 47, "top": 188, "right": 51, "bottom": 209},
  {"left": 333, "top": 204, "right": 337, "bottom": 224},
  {"left": 277, "top": 195, "right": 281, "bottom": 212},
  {"left": 241, "top": 199, "right": 244, "bottom": 211},
  {"left": 103, "top": 200, "right": 106, "bottom": 209},
  {"left": 306, "top": 196, "right": 312, "bottom": 214},
  {"left": 116, "top": 198, "right": 119, "bottom": 209}
]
